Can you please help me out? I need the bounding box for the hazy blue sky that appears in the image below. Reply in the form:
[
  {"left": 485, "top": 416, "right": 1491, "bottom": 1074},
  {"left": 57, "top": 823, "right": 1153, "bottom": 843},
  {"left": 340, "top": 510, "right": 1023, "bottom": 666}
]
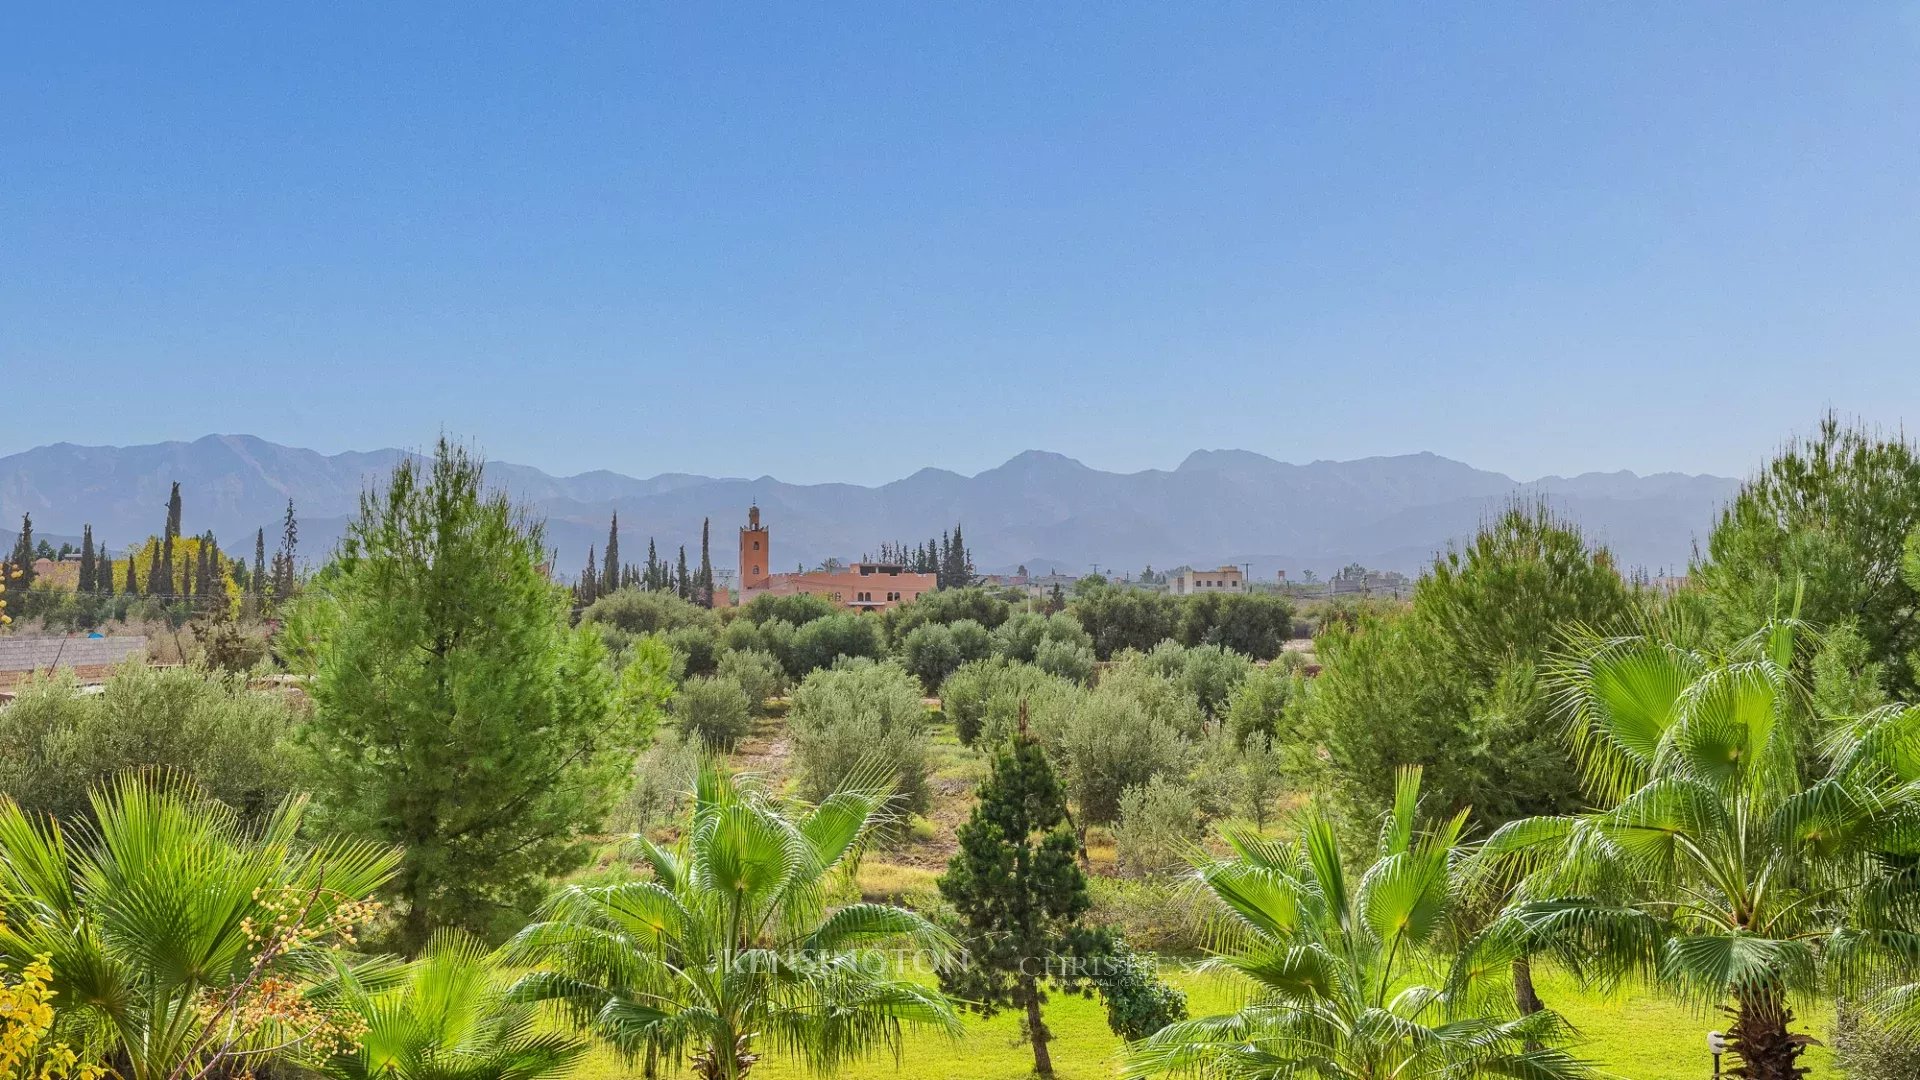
[{"left": 5, "top": 4, "right": 1918, "bottom": 484}]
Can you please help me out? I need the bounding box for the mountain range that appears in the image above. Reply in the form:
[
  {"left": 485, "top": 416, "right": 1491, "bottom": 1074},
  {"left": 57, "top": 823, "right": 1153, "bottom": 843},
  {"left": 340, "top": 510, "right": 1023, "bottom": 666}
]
[{"left": 0, "top": 435, "right": 1741, "bottom": 580}]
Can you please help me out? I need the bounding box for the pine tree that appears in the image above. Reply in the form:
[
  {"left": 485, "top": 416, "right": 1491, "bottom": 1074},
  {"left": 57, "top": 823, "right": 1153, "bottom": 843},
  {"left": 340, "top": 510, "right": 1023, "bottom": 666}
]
[
  {"left": 602, "top": 513, "right": 620, "bottom": 595},
  {"left": 6, "top": 514, "right": 34, "bottom": 587},
  {"left": 79, "top": 524, "right": 96, "bottom": 593},
  {"left": 300, "top": 438, "right": 629, "bottom": 951},
  {"left": 939, "top": 726, "right": 1107, "bottom": 1076},
  {"left": 698, "top": 516, "right": 713, "bottom": 606}
]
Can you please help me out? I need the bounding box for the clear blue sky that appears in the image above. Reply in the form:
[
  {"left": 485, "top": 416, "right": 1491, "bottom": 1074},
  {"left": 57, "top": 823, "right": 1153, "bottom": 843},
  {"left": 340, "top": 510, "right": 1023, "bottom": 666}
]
[{"left": 5, "top": 4, "right": 1918, "bottom": 484}]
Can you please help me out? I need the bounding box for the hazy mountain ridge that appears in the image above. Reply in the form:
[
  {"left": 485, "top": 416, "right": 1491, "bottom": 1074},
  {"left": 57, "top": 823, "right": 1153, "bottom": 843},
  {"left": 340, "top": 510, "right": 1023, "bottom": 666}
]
[{"left": 0, "top": 436, "right": 1741, "bottom": 578}]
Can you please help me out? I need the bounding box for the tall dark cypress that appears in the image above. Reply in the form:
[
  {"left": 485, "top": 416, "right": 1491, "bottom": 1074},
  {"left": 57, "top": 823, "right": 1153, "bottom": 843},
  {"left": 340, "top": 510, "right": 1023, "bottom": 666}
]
[
  {"left": 580, "top": 545, "right": 599, "bottom": 605},
  {"left": 603, "top": 513, "right": 620, "bottom": 595},
  {"left": 252, "top": 529, "right": 267, "bottom": 599},
  {"left": 125, "top": 548, "right": 139, "bottom": 595},
  {"left": 698, "top": 517, "right": 713, "bottom": 607},
  {"left": 158, "top": 532, "right": 174, "bottom": 598},
  {"left": 8, "top": 514, "right": 36, "bottom": 587},
  {"left": 165, "top": 482, "right": 183, "bottom": 541},
  {"left": 675, "top": 545, "right": 690, "bottom": 600},
  {"left": 79, "top": 525, "right": 96, "bottom": 593},
  {"left": 646, "top": 538, "right": 661, "bottom": 591},
  {"left": 273, "top": 499, "right": 298, "bottom": 598},
  {"left": 98, "top": 542, "right": 114, "bottom": 598}
]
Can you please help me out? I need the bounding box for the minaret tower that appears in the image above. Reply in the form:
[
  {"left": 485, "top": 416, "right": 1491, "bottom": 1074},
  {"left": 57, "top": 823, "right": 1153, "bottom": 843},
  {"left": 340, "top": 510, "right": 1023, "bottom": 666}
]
[{"left": 739, "top": 504, "right": 770, "bottom": 590}]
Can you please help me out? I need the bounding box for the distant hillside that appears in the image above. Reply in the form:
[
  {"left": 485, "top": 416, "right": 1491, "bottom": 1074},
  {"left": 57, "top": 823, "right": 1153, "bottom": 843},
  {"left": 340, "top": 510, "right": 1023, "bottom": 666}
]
[{"left": 0, "top": 435, "right": 1741, "bottom": 579}]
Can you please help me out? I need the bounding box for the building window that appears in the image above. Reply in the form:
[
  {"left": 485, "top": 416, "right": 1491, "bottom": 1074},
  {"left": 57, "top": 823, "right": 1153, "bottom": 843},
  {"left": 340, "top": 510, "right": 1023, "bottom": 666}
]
[
  {"left": 752, "top": 565, "right": 760, "bottom": 575},
  {"left": 752, "top": 540, "right": 760, "bottom": 550}
]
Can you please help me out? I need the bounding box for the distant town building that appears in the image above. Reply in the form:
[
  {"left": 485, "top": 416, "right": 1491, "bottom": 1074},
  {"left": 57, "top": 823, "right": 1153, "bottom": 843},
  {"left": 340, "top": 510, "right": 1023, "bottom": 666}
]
[
  {"left": 1168, "top": 566, "right": 1245, "bottom": 596},
  {"left": 729, "top": 505, "right": 937, "bottom": 611}
]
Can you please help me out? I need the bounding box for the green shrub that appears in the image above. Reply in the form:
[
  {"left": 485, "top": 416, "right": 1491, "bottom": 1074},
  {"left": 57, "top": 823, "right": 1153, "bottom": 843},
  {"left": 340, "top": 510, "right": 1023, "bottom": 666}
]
[
  {"left": 1176, "top": 591, "right": 1294, "bottom": 660},
  {"left": 664, "top": 624, "right": 720, "bottom": 677},
  {"left": 1087, "top": 877, "right": 1210, "bottom": 953},
  {"left": 1225, "top": 664, "right": 1300, "bottom": 746},
  {"left": 582, "top": 587, "right": 718, "bottom": 638},
  {"left": 1095, "top": 941, "right": 1189, "bottom": 1042},
  {"left": 883, "top": 587, "right": 1011, "bottom": 644},
  {"left": 742, "top": 592, "right": 837, "bottom": 628},
  {"left": 620, "top": 730, "right": 706, "bottom": 834},
  {"left": 1033, "top": 636, "right": 1096, "bottom": 685},
  {"left": 613, "top": 633, "right": 679, "bottom": 747},
  {"left": 1031, "top": 679, "right": 1192, "bottom": 829},
  {"left": 941, "top": 658, "right": 1076, "bottom": 747},
  {"left": 1113, "top": 775, "right": 1204, "bottom": 878},
  {"left": 994, "top": 611, "right": 1095, "bottom": 663},
  {"left": 0, "top": 662, "right": 300, "bottom": 823},
  {"left": 899, "top": 623, "right": 961, "bottom": 694},
  {"left": 1137, "top": 640, "right": 1252, "bottom": 721},
  {"left": 672, "top": 675, "right": 754, "bottom": 750},
  {"left": 790, "top": 612, "right": 884, "bottom": 675},
  {"left": 716, "top": 647, "right": 787, "bottom": 712},
  {"left": 788, "top": 659, "right": 931, "bottom": 817}
]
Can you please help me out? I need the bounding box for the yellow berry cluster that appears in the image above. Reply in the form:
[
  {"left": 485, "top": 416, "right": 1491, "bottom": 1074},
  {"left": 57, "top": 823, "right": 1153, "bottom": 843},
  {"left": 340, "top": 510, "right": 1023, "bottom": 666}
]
[
  {"left": 201, "top": 884, "right": 388, "bottom": 1068},
  {"left": 0, "top": 954, "right": 105, "bottom": 1080},
  {"left": 0, "top": 563, "right": 21, "bottom": 626}
]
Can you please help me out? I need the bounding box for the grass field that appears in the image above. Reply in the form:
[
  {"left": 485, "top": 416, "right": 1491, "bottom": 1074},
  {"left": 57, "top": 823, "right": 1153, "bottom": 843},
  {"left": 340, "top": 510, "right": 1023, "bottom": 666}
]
[{"left": 571, "top": 962, "right": 1837, "bottom": 1079}]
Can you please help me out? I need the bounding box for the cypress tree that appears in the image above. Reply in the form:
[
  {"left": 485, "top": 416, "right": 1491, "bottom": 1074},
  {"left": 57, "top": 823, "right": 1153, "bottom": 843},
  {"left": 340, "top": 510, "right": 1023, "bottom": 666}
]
[
  {"left": 273, "top": 499, "right": 298, "bottom": 598},
  {"left": 158, "top": 532, "right": 174, "bottom": 598},
  {"left": 603, "top": 513, "right": 620, "bottom": 595},
  {"left": 98, "top": 542, "right": 114, "bottom": 598},
  {"left": 79, "top": 525, "right": 96, "bottom": 593},
  {"left": 675, "top": 545, "right": 690, "bottom": 600},
  {"left": 939, "top": 726, "right": 1106, "bottom": 1076},
  {"left": 165, "top": 482, "right": 182, "bottom": 541},
  {"left": 7, "top": 514, "right": 35, "bottom": 587},
  {"left": 253, "top": 528, "right": 267, "bottom": 599},
  {"left": 942, "top": 523, "right": 974, "bottom": 589},
  {"left": 580, "top": 545, "right": 599, "bottom": 605},
  {"left": 645, "top": 538, "right": 661, "bottom": 591},
  {"left": 125, "top": 548, "right": 139, "bottom": 595},
  {"left": 698, "top": 516, "right": 713, "bottom": 606}
]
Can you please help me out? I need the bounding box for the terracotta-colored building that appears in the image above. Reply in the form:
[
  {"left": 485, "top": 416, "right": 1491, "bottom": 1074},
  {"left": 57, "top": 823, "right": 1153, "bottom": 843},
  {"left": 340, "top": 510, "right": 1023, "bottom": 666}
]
[{"left": 731, "top": 505, "right": 936, "bottom": 611}]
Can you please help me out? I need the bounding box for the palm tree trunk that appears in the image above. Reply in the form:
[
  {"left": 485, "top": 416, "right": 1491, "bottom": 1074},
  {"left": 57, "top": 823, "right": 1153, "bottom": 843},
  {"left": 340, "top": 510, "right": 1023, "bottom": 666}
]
[
  {"left": 1513, "top": 955, "right": 1543, "bottom": 1015},
  {"left": 1513, "top": 954, "right": 1544, "bottom": 1053},
  {"left": 1022, "top": 975, "right": 1055, "bottom": 1076},
  {"left": 1729, "top": 988, "right": 1809, "bottom": 1080}
]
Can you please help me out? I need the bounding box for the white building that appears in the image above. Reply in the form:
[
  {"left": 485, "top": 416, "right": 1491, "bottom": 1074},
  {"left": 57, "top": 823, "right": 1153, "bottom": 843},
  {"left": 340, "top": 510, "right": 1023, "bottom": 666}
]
[{"left": 1168, "top": 566, "right": 1245, "bottom": 595}]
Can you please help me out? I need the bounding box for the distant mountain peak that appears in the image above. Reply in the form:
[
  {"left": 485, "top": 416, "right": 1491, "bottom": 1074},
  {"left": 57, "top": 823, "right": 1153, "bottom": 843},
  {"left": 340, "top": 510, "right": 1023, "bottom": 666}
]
[
  {"left": 985, "top": 450, "right": 1090, "bottom": 475},
  {"left": 1176, "top": 448, "right": 1281, "bottom": 472}
]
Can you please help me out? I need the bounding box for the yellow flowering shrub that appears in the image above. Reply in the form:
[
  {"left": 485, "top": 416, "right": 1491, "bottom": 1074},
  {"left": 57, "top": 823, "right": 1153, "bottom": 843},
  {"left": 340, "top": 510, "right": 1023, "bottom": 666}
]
[{"left": 0, "top": 955, "right": 102, "bottom": 1080}]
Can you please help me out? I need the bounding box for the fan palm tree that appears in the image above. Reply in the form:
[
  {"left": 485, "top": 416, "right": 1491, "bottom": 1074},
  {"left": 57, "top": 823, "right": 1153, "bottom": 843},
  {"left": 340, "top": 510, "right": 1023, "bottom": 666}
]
[
  {"left": 319, "top": 930, "right": 588, "bottom": 1080},
  {"left": 0, "top": 773, "right": 399, "bottom": 1080},
  {"left": 1124, "top": 767, "right": 1595, "bottom": 1080},
  {"left": 504, "top": 765, "right": 961, "bottom": 1080},
  {"left": 1476, "top": 621, "right": 1920, "bottom": 1080}
]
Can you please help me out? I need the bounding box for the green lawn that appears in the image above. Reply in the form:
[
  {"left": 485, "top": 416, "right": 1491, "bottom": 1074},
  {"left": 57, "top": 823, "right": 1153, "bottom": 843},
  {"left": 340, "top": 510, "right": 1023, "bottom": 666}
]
[{"left": 571, "top": 963, "right": 1838, "bottom": 1079}]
